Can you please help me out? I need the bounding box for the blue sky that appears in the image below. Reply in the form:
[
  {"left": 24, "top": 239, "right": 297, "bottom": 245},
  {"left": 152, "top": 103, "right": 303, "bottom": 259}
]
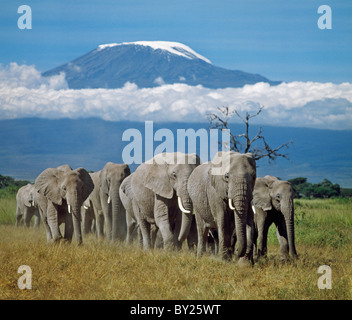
[{"left": 1, "top": 0, "right": 351, "bottom": 83}]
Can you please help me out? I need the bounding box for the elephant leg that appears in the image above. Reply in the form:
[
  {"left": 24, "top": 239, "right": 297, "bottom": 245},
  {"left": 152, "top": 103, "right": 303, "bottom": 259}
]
[
  {"left": 96, "top": 212, "right": 104, "bottom": 239},
  {"left": 275, "top": 214, "right": 290, "bottom": 260},
  {"left": 47, "top": 202, "right": 62, "bottom": 242},
  {"left": 256, "top": 209, "right": 270, "bottom": 257},
  {"left": 101, "top": 193, "right": 112, "bottom": 240},
  {"left": 24, "top": 207, "right": 32, "bottom": 227},
  {"left": 153, "top": 228, "right": 164, "bottom": 249},
  {"left": 126, "top": 216, "right": 136, "bottom": 245},
  {"left": 82, "top": 209, "right": 90, "bottom": 235},
  {"left": 195, "top": 212, "right": 208, "bottom": 257},
  {"left": 217, "top": 212, "right": 232, "bottom": 261},
  {"left": 139, "top": 218, "right": 152, "bottom": 250},
  {"left": 34, "top": 210, "right": 40, "bottom": 228},
  {"left": 154, "top": 195, "right": 174, "bottom": 250},
  {"left": 38, "top": 206, "right": 52, "bottom": 242},
  {"left": 16, "top": 206, "right": 23, "bottom": 227},
  {"left": 137, "top": 227, "right": 143, "bottom": 249}
]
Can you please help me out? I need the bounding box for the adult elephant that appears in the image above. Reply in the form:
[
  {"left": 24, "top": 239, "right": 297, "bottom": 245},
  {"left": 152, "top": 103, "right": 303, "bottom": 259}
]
[
  {"left": 84, "top": 163, "right": 130, "bottom": 241},
  {"left": 131, "top": 152, "right": 200, "bottom": 250},
  {"left": 35, "top": 165, "right": 94, "bottom": 244},
  {"left": 252, "top": 175, "right": 298, "bottom": 260},
  {"left": 16, "top": 183, "right": 40, "bottom": 228},
  {"left": 188, "top": 151, "right": 256, "bottom": 265}
]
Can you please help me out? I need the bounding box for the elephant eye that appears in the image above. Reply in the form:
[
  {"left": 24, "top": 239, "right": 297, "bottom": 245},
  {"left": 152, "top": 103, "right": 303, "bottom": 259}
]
[
  {"left": 224, "top": 172, "right": 229, "bottom": 181},
  {"left": 171, "top": 172, "right": 176, "bottom": 178},
  {"left": 62, "top": 185, "right": 67, "bottom": 192}
]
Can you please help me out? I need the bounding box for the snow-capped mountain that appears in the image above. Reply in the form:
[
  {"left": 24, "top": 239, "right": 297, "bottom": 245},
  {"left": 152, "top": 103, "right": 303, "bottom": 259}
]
[{"left": 43, "top": 41, "right": 280, "bottom": 89}]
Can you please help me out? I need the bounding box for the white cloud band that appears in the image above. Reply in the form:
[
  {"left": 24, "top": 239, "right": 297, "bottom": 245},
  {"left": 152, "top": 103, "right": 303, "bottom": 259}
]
[{"left": 0, "top": 63, "right": 351, "bottom": 130}]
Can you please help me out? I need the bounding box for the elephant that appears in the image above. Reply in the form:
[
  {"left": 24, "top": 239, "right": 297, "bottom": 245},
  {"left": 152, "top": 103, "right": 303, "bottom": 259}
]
[
  {"left": 252, "top": 175, "right": 298, "bottom": 260},
  {"left": 187, "top": 151, "right": 256, "bottom": 265},
  {"left": 120, "top": 173, "right": 197, "bottom": 249},
  {"left": 35, "top": 165, "right": 94, "bottom": 244},
  {"left": 15, "top": 183, "right": 40, "bottom": 228},
  {"left": 130, "top": 152, "right": 201, "bottom": 250},
  {"left": 83, "top": 163, "right": 130, "bottom": 242}
]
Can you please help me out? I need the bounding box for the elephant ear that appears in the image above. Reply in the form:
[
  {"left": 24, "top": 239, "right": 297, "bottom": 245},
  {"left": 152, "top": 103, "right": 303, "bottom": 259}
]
[
  {"left": 35, "top": 168, "right": 66, "bottom": 205},
  {"left": 144, "top": 162, "right": 174, "bottom": 199},
  {"left": 253, "top": 177, "right": 272, "bottom": 211},
  {"left": 211, "top": 151, "right": 232, "bottom": 176},
  {"left": 208, "top": 167, "right": 227, "bottom": 199},
  {"left": 75, "top": 168, "right": 94, "bottom": 202}
]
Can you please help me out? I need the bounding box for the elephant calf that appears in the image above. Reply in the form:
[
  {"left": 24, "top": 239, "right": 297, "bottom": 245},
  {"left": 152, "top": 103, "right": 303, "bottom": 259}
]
[
  {"left": 16, "top": 183, "right": 40, "bottom": 228},
  {"left": 253, "top": 175, "right": 298, "bottom": 260}
]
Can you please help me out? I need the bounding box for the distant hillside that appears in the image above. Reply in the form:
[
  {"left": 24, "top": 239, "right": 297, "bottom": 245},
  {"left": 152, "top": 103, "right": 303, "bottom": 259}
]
[
  {"left": 43, "top": 41, "right": 280, "bottom": 89},
  {"left": 0, "top": 118, "right": 351, "bottom": 187}
]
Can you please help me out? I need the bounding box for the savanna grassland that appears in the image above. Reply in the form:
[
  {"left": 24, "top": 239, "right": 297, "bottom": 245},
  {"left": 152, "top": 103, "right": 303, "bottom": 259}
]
[{"left": 0, "top": 195, "right": 351, "bottom": 300}]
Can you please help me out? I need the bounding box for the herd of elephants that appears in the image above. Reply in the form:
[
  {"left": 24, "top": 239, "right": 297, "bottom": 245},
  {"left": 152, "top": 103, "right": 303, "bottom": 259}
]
[{"left": 15, "top": 151, "right": 298, "bottom": 266}]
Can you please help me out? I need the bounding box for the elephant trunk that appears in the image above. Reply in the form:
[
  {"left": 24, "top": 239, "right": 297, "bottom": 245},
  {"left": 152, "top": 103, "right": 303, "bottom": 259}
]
[
  {"left": 67, "top": 191, "right": 83, "bottom": 244},
  {"left": 111, "top": 188, "right": 126, "bottom": 241},
  {"left": 229, "top": 178, "right": 251, "bottom": 259},
  {"left": 177, "top": 188, "right": 194, "bottom": 244},
  {"left": 72, "top": 204, "right": 82, "bottom": 245},
  {"left": 283, "top": 198, "right": 298, "bottom": 258}
]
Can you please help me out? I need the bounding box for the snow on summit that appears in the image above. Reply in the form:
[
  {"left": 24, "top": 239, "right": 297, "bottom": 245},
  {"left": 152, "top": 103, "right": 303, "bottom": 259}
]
[{"left": 97, "top": 41, "right": 212, "bottom": 64}]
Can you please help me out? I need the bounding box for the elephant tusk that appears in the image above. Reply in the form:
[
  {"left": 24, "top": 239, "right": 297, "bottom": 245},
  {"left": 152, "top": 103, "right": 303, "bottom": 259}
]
[
  {"left": 251, "top": 200, "right": 256, "bottom": 215},
  {"left": 68, "top": 204, "right": 71, "bottom": 214},
  {"left": 83, "top": 205, "right": 89, "bottom": 210},
  {"left": 178, "top": 197, "right": 191, "bottom": 214},
  {"left": 228, "top": 198, "right": 236, "bottom": 211},
  {"left": 107, "top": 196, "right": 111, "bottom": 204}
]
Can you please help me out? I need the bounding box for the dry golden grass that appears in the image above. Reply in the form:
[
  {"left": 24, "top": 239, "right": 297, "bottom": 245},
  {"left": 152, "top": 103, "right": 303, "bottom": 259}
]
[
  {"left": 1, "top": 198, "right": 351, "bottom": 300},
  {"left": 0, "top": 224, "right": 351, "bottom": 300}
]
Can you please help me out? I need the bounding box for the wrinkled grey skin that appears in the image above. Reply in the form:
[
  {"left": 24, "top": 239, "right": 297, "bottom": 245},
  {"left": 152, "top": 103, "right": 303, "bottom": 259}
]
[
  {"left": 16, "top": 183, "right": 40, "bottom": 228},
  {"left": 119, "top": 173, "right": 141, "bottom": 245},
  {"left": 131, "top": 152, "right": 200, "bottom": 250},
  {"left": 83, "top": 163, "right": 130, "bottom": 242},
  {"left": 35, "top": 165, "right": 94, "bottom": 244},
  {"left": 120, "top": 173, "right": 197, "bottom": 249},
  {"left": 253, "top": 175, "right": 298, "bottom": 260},
  {"left": 188, "top": 151, "right": 256, "bottom": 265}
]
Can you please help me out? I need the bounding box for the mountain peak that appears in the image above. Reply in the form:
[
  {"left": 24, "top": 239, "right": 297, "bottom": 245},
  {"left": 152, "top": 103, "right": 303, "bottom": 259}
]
[
  {"left": 43, "top": 40, "right": 280, "bottom": 89},
  {"left": 96, "top": 41, "right": 212, "bottom": 64}
]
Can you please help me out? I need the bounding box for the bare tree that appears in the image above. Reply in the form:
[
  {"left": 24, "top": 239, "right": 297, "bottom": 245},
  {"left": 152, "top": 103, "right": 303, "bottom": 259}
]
[{"left": 207, "top": 105, "right": 292, "bottom": 162}]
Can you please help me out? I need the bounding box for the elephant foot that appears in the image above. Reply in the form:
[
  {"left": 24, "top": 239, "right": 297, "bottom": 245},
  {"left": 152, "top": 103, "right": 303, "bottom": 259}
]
[
  {"left": 279, "top": 252, "right": 291, "bottom": 262},
  {"left": 238, "top": 256, "right": 254, "bottom": 268},
  {"left": 49, "top": 237, "right": 64, "bottom": 245},
  {"left": 219, "top": 248, "right": 233, "bottom": 262}
]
